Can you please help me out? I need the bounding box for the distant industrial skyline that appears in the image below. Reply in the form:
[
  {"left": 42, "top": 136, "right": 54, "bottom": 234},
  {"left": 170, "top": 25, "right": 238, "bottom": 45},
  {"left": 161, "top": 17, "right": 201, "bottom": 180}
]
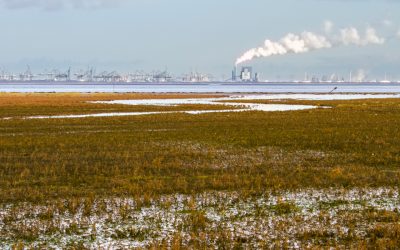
[
  {"left": 0, "top": 0, "right": 399, "bottom": 78},
  {"left": 1, "top": 66, "right": 399, "bottom": 83}
]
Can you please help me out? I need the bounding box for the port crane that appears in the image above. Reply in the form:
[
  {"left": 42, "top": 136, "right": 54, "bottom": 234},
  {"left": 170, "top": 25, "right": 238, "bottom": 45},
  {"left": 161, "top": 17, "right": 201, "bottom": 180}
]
[
  {"left": 75, "top": 68, "right": 94, "bottom": 82},
  {"left": 152, "top": 70, "right": 172, "bottom": 82},
  {"left": 54, "top": 68, "right": 71, "bottom": 81},
  {"left": 19, "top": 66, "right": 34, "bottom": 81},
  {"left": 93, "top": 71, "right": 122, "bottom": 82}
]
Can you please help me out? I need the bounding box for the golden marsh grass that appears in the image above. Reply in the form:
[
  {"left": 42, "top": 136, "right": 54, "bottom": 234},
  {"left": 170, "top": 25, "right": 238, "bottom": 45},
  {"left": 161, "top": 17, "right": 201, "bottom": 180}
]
[{"left": 1, "top": 93, "right": 400, "bottom": 248}]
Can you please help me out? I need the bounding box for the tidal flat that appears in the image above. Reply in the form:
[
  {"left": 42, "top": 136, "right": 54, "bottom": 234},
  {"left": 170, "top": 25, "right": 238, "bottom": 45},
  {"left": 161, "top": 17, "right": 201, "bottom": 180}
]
[{"left": 1, "top": 93, "right": 400, "bottom": 248}]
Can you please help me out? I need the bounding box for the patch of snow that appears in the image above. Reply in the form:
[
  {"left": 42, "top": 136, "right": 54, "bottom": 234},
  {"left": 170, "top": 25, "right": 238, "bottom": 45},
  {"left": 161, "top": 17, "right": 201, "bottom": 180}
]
[
  {"left": 1, "top": 188, "right": 399, "bottom": 249},
  {"left": 228, "top": 93, "right": 400, "bottom": 101},
  {"left": 22, "top": 105, "right": 315, "bottom": 120},
  {"left": 5, "top": 93, "right": 399, "bottom": 120}
]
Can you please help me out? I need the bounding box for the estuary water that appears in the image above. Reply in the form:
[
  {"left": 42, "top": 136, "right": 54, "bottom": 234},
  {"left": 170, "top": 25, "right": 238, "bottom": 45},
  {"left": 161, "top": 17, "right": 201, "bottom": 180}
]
[{"left": 1, "top": 82, "right": 400, "bottom": 93}]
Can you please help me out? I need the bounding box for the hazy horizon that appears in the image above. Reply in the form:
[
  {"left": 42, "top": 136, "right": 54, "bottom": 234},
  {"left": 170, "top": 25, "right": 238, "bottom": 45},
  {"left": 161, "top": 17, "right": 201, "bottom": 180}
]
[{"left": 0, "top": 0, "right": 399, "bottom": 79}]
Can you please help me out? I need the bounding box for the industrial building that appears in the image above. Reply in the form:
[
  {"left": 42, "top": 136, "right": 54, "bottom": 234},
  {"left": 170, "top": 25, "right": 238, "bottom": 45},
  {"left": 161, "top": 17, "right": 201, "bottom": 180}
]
[{"left": 232, "top": 66, "right": 259, "bottom": 82}]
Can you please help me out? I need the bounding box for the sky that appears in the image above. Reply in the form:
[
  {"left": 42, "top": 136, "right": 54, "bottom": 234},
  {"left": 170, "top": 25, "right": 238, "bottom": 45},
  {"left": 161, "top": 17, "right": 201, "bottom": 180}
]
[{"left": 0, "top": 0, "right": 399, "bottom": 80}]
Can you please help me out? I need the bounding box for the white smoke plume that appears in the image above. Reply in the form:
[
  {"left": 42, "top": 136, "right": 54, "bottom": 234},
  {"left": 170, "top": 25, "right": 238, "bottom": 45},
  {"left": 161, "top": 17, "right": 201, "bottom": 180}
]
[
  {"left": 382, "top": 19, "right": 393, "bottom": 28},
  {"left": 352, "top": 69, "right": 366, "bottom": 82},
  {"left": 236, "top": 25, "right": 385, "bottom": 65},
  {"left": 323, "top": 20, "right": 334, "bottom": 33},
  {"left": 236, "top": 32, "right": 332, "bottom": 65},
  {"left": 0, "top": 0, "right": 122, "bottom": 10},
  {"left": 340, "top": 27, "right": 385, "bottom": 46}
]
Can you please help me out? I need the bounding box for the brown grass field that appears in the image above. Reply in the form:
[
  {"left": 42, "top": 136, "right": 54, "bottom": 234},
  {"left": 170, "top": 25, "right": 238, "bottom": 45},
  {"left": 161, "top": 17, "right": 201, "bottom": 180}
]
[{"left": 1, "top": 93, "right": 400, "bottom": 248}]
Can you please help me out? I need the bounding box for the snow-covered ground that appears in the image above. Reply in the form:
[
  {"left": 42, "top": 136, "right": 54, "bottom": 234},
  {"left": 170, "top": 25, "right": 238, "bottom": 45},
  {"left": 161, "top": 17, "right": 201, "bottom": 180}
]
[
  {"left": 1, "top": 188, "right": 399, "bottom": 249},
  {"left": 4, "top": 93, "right": 400, "bottom": 120},
  {"left": 95, "top": 93, "right": 400, "bottom": 106},
  {"left": 228, "top": 93, "right": 400, "bottom": 100},
  {"left": 23, "top": 104, "right": 317, "bottom": 120}
]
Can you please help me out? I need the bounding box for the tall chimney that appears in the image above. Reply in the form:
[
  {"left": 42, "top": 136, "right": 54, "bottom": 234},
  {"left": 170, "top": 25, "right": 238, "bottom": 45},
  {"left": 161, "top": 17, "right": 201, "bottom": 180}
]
[{"left": 232, "top": 66, "right": 237, "bottom": 81}]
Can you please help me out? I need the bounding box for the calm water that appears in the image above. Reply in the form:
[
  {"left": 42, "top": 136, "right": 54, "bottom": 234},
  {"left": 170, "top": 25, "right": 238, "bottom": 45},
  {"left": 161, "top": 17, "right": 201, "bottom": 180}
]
[{"left": 1, "top": 82, "right": 400, "bottom": 93}]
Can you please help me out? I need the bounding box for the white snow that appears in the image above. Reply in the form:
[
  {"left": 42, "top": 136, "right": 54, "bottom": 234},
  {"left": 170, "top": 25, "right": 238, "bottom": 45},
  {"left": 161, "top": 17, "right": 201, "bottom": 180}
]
[
  {"left": 23, "top": 104, "right": 316, "bottom": 120},
  {"left": 94, "top": 93, "right": 400, "bottom": 107},
  {"left": 4, "top": 93, "right": 400, "bottom": 120},
  {"left": 1, "top": 188, "right": 399, "bottom": 249},
  {"left": 227, "top": 93, "right": 400, "bottom": 101}
]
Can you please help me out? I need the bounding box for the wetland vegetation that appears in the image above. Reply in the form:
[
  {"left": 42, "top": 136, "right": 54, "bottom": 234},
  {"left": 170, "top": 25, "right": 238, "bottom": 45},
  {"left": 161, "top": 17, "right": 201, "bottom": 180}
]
[{"left": 1, "top": 93, "right": 400, "bottom": 248}]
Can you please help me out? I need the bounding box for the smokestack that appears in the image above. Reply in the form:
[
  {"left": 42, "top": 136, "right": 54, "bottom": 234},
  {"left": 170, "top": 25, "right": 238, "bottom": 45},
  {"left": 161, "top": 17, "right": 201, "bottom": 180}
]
[
  {"left": 232, "top": 66, "right": 237, "bottom": 81},
  {"left": 254, "top": 73, "right": 259, "bottom": 83}
]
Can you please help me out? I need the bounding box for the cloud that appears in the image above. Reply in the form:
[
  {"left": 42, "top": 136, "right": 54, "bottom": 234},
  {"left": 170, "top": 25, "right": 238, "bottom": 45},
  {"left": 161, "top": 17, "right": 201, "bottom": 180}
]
[{"left": 0, "top": 0, "right": 123, "bottom": 10}]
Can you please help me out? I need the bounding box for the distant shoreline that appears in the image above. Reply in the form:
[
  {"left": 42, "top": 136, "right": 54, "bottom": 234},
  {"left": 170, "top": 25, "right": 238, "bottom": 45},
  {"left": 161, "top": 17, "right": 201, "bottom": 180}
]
[{"left": 1, "top": 81, "right": 400, "bottom": 85}]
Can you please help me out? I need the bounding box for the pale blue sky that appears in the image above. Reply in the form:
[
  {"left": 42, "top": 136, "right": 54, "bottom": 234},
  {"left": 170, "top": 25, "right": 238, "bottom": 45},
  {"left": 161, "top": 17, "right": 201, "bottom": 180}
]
[{"left": 0, "top": 0, "right": 399, "bottom": 79}]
